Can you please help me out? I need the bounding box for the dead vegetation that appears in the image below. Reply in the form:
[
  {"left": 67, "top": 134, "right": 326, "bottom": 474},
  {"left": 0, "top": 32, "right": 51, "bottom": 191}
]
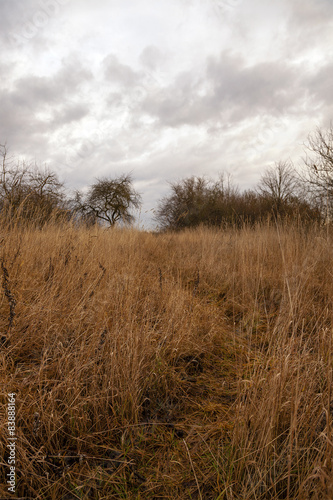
[{"left": 1, "top": 219, "right": 333, "bottom": 499}]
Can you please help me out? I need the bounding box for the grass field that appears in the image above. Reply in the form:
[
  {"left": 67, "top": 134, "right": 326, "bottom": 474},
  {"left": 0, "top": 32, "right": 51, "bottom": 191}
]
[{"left": 1, "top": 220, "right": 333, "bottom": 499}]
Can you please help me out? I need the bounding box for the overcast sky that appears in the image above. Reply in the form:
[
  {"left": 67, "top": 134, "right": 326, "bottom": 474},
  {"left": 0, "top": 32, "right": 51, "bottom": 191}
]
[{"left": 1, "top": 0, "right": 333, "bottom": 228}]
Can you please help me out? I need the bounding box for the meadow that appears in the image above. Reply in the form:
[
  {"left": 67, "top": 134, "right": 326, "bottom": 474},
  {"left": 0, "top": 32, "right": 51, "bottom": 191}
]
[{"left": 1, "top": 219, "right": 333, "bottom": 499}]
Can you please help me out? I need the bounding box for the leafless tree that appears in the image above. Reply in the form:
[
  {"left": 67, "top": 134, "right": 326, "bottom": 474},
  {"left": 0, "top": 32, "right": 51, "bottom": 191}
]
[
  {"left": 0, "top": 144, "right": 67, "bottom": 223},
  {"left": 302, "top": 124, "right": 333, "bottom": 219},
  {"left": 155, "top": 174, "right": 240, "bottom": 230},
  {"left": 27, "top": 167, "right": 65, "bottom": 211},
  {"left": 257, "top": 160, "right": 298, "bottom": 215},
  {"left": 74, "top": 174, "right": 141, "bottom": 226},
  {"left": 0, "top": 143, "right": 28, "bottom": 208},
  {"left": 155, "top": 176, "right": 208, "bottom": 231}
]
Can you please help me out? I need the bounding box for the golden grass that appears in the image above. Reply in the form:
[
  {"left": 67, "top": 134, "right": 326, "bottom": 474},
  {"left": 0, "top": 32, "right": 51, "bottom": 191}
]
[{"left": 1, "top": 220, "right": 333, "bottom": 498}]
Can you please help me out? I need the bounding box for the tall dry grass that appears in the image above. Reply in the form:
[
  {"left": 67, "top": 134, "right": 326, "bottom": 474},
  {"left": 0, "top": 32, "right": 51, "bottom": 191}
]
[{"left": 0, "top": 219, "right": 333, "bottom": 498}]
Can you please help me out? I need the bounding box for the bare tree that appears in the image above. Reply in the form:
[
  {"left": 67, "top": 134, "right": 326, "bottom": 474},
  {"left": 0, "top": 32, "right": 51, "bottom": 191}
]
[
  {"left": 27, "top": 167, "right": 65, "bottom": 214},
  {"left": 155, "top": 174, "right": 240, "bottom": 230},
  {"left": 0, "top": 143, "right": 28, "bottom": 209},
  {"left": 302, "top": 124, "right": 333, "bottom": 219},
  {"left": 155, "top": 169, "right": 319, "bottom": 231},
  {"left": 0, "top": 144, "right": 67, "bottom": 224},
  {"left": 74, "top": 174, "right": 141, "bottom": 226},
  {"left": 155, "top": 176, "right": 209, "bottom": 230},
  {"left": 257, "top": 160, "right": 298, "bottom": 215}
]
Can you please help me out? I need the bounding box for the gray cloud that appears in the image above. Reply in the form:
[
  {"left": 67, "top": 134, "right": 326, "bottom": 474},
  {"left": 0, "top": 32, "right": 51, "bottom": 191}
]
[
  {"left": 140, "top": 45, "right": 164, "bottom": 70},
  {"left": 307, "top": 62, "right": 333, "bottom": 105},
  {"left": 51, "top": 103, "right": 90, "bottom": 128},
  {"left": 288, "top": 0, "right": 333, "bottom": 37},
  {"left": 281, "top": 0, "right": 333, "bottom": 61},
  {"left": 14, "top": 58, "right": 92, "bottom": 107},
  {"left": 1, "top": 0, "right": 70, "bottom": 52},
  {"left": 0, "top": 55, "right": 93, "bottom": 159},
  {"left": 140, "top": 52, "right": 309, "bottom": 128},
  {"left": 0, "top": 0, "right": 36, "bottom": 43},
  {"left": 103, "top": 54, "right": 141, "bottom": 86}
]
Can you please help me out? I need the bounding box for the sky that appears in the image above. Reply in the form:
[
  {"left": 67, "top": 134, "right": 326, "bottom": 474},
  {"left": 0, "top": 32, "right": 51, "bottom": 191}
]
[{"left": 1, "top": 0, "right": 333, "bottom": 228}]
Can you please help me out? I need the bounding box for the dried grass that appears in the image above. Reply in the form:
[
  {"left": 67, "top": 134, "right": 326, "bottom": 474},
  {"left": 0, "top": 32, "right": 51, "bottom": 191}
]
[{"left": 0, "top": 220, "right": 333, "bottom": 498}]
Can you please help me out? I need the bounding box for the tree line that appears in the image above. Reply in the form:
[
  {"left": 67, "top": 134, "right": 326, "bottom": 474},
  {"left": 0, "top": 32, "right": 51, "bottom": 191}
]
[
  {"left": 1, "top": 123, "right": 333, "bottom": 230},
  {"left": 0, "top": 144, "right": 140, "bottom": 228}
]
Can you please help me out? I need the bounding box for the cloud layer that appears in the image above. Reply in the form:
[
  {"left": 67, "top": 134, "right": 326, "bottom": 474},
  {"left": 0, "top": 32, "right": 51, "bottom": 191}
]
[{"left": 1, "top": 0, "right": 333, "bottom": 227}]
